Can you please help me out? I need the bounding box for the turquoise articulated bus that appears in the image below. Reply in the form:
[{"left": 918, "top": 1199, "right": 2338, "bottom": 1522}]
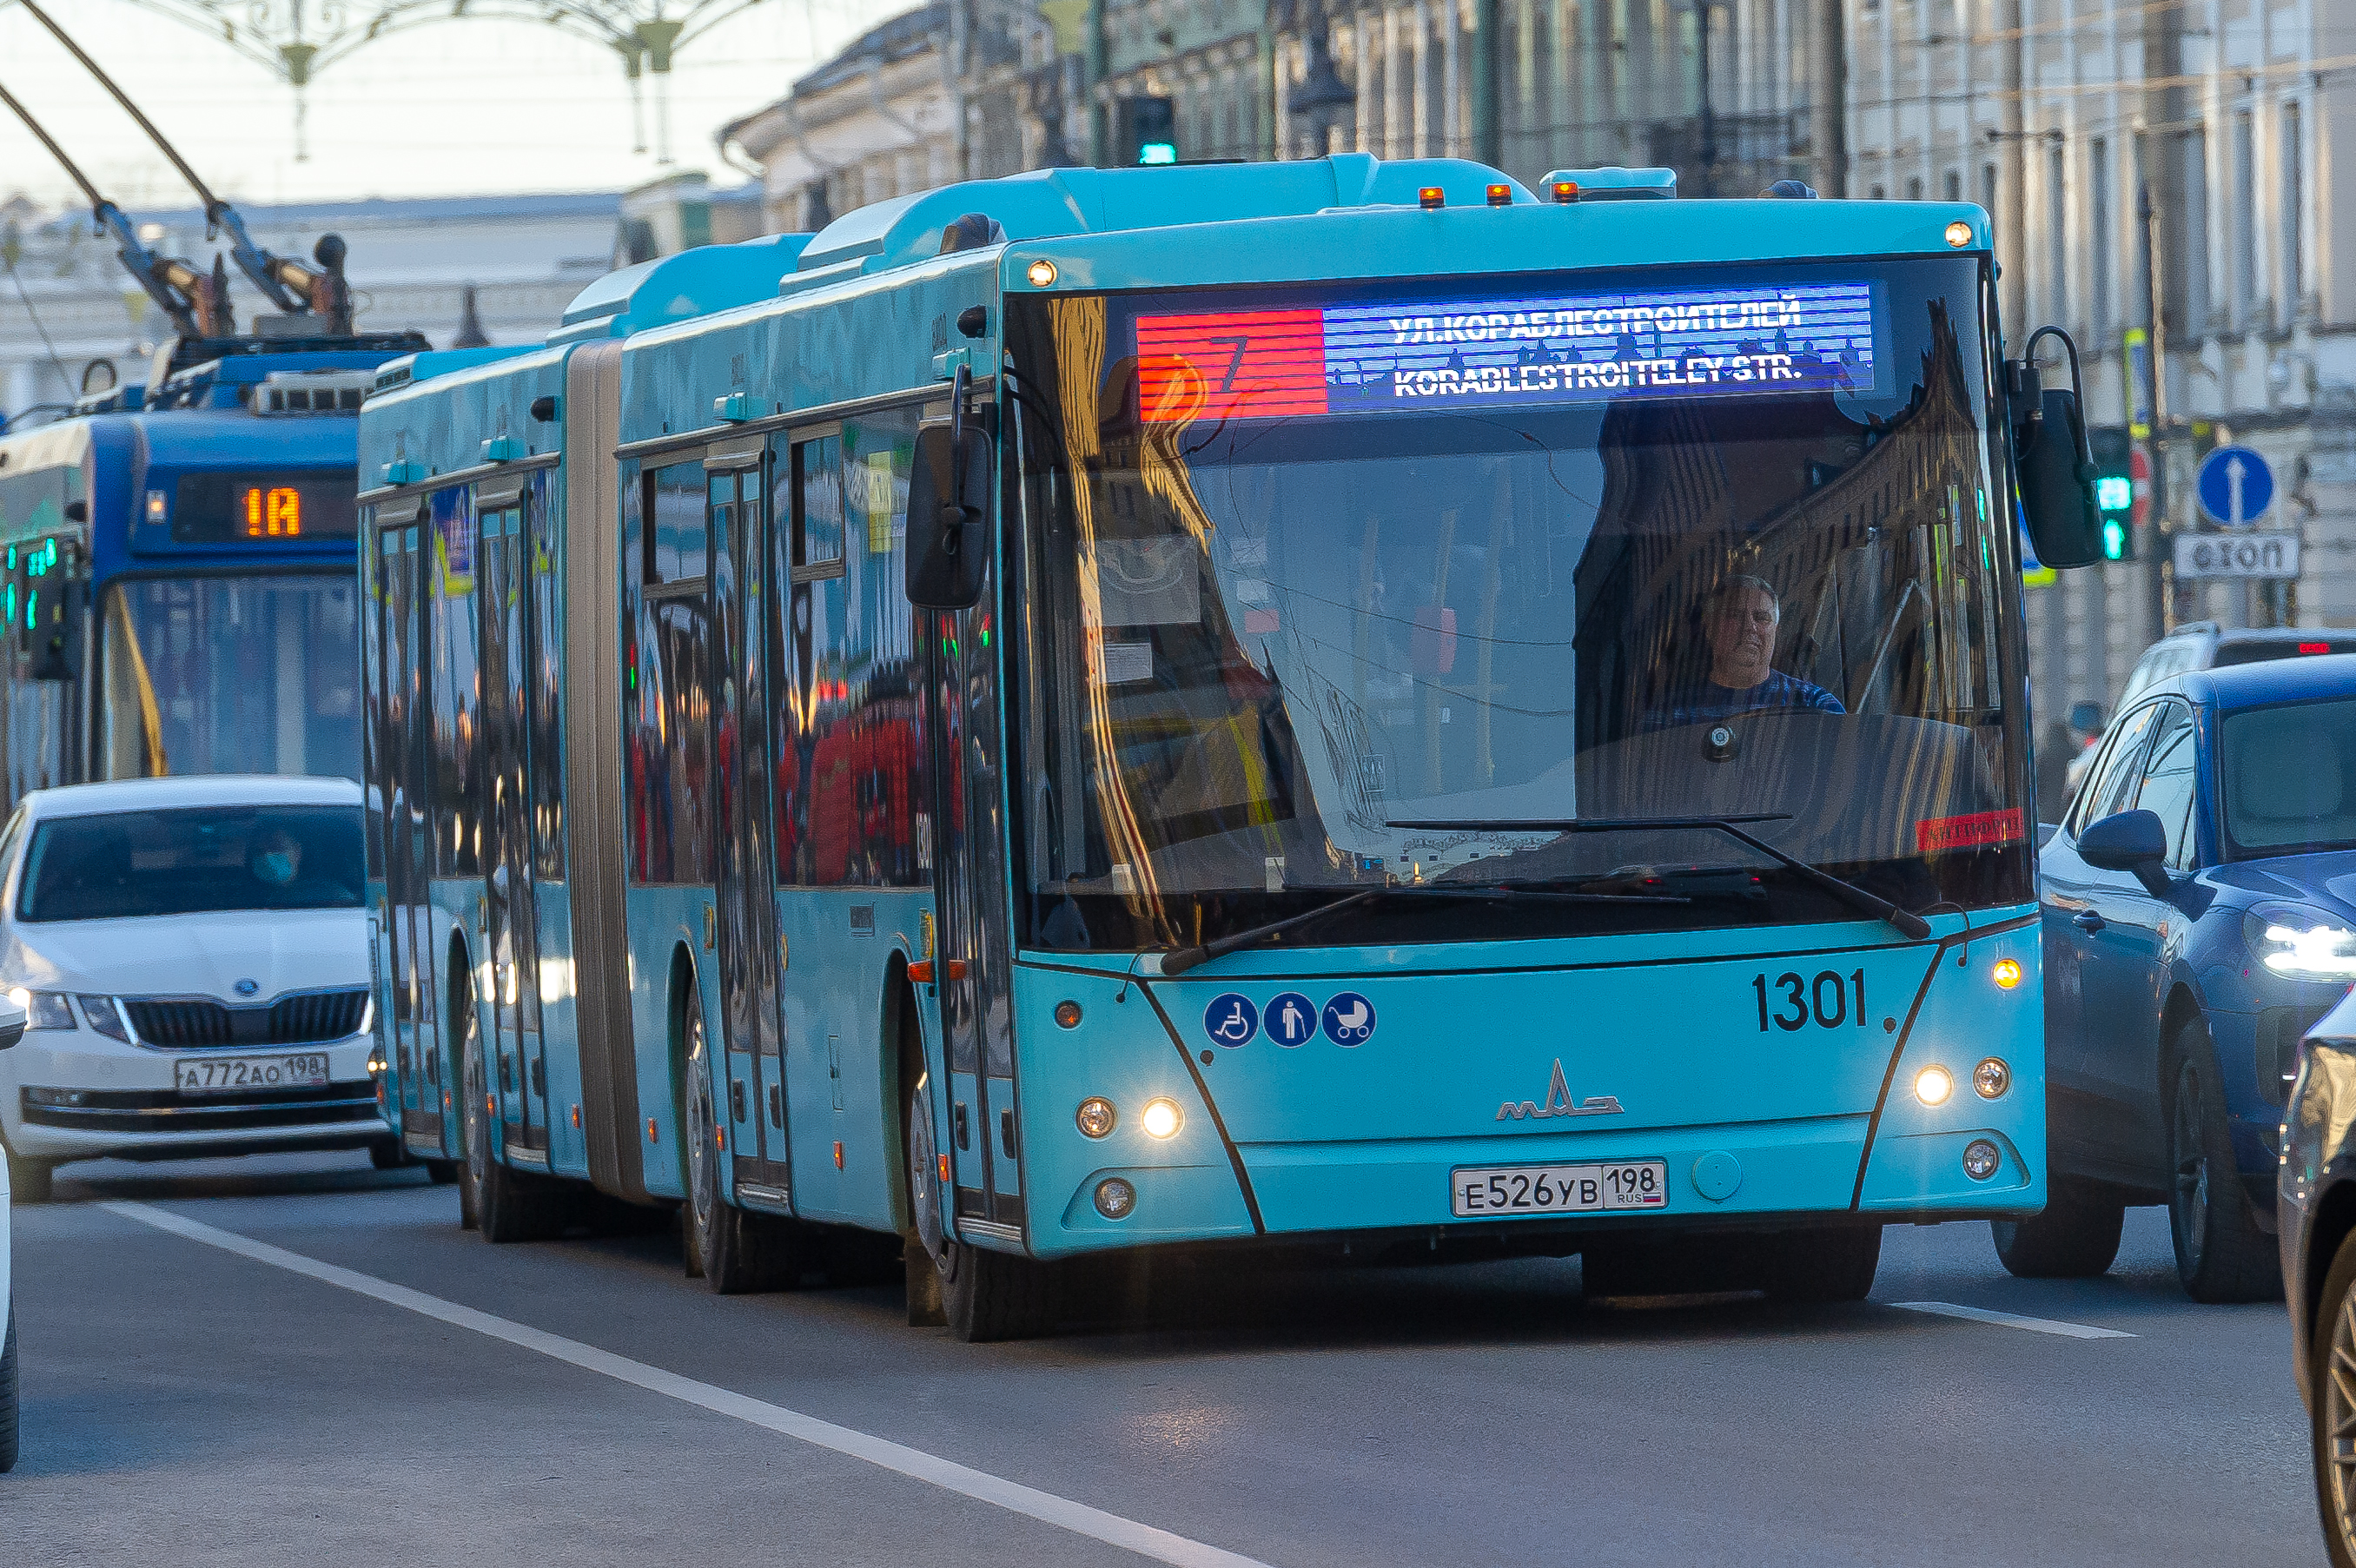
[{"left": 357, "top": 155, "right": 2103, "bottom": 1340}]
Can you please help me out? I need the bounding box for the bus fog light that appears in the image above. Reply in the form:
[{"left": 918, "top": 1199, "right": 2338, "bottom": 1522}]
[
  {"left": 1962, "top": 1139, "right": 2001, "bottom": 1181},
  {"left": 1075, "top": 1097, "right": 1115, "bottom": 1139},
  {"left": 1914, "top": 1064, "right": 1954, "bottom": 1107},
  {"left": 1094, "top": 1177, "right": 1136, "bottom": 1219},
  {"left": 1140, "top": 1098, "right": 1182, "bottom": 1139},
  {"left": 1973, "top": 1057, "right": 2010, "bottom": 1099}
]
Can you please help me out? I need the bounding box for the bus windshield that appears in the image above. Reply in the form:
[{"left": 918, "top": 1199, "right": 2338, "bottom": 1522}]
[
  {"left": 97, "top": 574, "right": 361, "bottom": 782},
  {"left": 1005, "top": 255, "right": 2030, "bottom": 951}
]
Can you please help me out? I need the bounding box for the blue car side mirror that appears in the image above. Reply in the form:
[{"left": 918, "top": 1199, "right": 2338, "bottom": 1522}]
[{"left": 2078, "top": 808, "right": 2174, "bottom": 896}]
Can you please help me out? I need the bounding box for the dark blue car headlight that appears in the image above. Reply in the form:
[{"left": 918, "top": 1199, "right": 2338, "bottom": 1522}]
[{"left": 2246, "top": 902, "right": 2356, "bottom": 980}]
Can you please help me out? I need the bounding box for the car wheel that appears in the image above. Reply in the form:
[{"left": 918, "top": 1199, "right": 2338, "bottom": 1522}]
[
  {"left": 903, "top": 1075, "right": 1052, "bottom": 1342},
  {"left": 1992, "top": 1179, "right": 2126, "bottom": 1278},
  {"left": 1758, "top": 1225, "right": 1883, "bottom": 1303},
  {"left": 0, "top": 1303, "right": 17, "bottom": 1474},
  {"left": 4, "top": 1148, "right": 51, "bottom": 1206},
  {"left": 2167, "top": 1021, "right": 2282, "bottom": 1303},
  {"left": 680, "top": 985, "right": 797, "bottom": 1293},
  {"left": 2313, "top": 1228, "right": 2356, "bottom": 1566}
]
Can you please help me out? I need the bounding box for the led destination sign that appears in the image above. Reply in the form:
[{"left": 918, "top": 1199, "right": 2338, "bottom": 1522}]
[{"left": 1135, "top": 280, "right": 1879, "bottom": 422}]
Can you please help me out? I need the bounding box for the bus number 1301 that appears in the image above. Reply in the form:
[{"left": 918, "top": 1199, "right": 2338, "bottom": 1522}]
[{"left": 1752, "top": 969, "right": 1866, "bottom": 1032}]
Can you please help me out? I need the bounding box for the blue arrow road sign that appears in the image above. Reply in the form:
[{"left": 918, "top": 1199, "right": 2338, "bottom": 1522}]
[{"left": 2198, "top": 444, "right": 2274, "bottom": 528}]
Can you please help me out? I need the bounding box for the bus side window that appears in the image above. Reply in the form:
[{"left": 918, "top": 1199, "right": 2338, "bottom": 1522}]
[{"left": 641, "top": 462, "right": 713, "bottom": 886}]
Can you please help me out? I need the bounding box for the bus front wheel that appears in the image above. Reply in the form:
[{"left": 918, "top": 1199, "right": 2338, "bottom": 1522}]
[
  {"left": 905, "top": 1075, "right": 1050, "bottom": 1342},
  {"left": 1991, "top": 1180, "right": 2124, "bottom": 1278},
  {"left": 1758, "top": 1224, "right": 1882, "bottom": 1303}
]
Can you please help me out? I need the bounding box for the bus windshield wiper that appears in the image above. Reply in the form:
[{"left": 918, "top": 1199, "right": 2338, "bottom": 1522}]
[
  {"left": 1387, "top": 814, "right": 1934, "bottom": 942},
  {"left": 1156, "top": 883, "right": 1686, "bottom": 977}
]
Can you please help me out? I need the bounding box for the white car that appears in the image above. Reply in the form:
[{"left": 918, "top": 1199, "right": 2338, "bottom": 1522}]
[
  {"left": 0, "top": 989, "right": 25, "bottom": 1474},
  {"left": 0, "top": 777, "right": 385, "bottom": 1202}
]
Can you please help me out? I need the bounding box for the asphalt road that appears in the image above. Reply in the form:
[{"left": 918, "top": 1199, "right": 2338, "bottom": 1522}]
[{"left": 1, "top": 1151, "right": 2320, "bottom": 1567}]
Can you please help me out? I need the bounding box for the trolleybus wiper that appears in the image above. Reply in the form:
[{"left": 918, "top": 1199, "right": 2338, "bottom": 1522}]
[
  {"left": 1386, "top": 814, "right": 1935, "bottom": 942},
  {"left": 1156, "top": 882, "right": 1686, "bottom": 977}
]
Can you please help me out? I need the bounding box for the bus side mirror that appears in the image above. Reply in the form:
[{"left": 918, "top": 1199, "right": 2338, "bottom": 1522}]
[
  {"left": 905, "top": 369, "right": 990, "bottom": 612},
  {"left": 2009, "top": 327, "right": 2104, "bottom": 569}
]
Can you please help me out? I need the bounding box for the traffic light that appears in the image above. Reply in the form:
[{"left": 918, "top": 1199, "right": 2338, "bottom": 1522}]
[
  {"left": 2088, "top": 425, "right": 2134, "bottom": 560},
  {"left": 1113, "top": 96, "right": 1177, "bottom": 166}
]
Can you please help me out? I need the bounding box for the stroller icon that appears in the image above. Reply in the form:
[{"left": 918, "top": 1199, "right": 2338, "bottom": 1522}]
[{"left": 1203, "top": 993, "right": 1261, "bottom": 1047}]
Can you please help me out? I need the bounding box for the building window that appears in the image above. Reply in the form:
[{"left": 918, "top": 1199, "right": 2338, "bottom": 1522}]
[
  {"left": 1944, "top": 169, "right": 1961, "bottom": 201},
  {"left": 2046, "top": 142, "right": 2068, "bottom": 326},
  {"left": 1870, "top": 183, "right": 1886, "bottom": 200},
  {"left": 1981, "top": 161, "right": 1997, "bottom": 217},
  {"left": 2180, "top": 130, "right": 2212, "bottom": 334},
  {"left": 2233, "top": 109, "right": 2257, "bottom": 329},
  {"left": 2090, "top": 137, "right": 2112, "bottom": 333},
  {"left": 1907, "top": 176, "right": 1923, "bottom": 202},
  {"left": 2282, "top": 102, "right": 2304, "bottom": 312}
]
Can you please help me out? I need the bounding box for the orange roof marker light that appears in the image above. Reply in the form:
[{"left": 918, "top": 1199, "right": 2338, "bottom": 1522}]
[
  {"left": 1418, "top": 186, "right": 1445, "bottom": 210},
  {"left": 1551, "top": 180, "right": 1579, "bottom": 204},
  {"left": 1486, "top": 182, "right": 1513, "bottom": 207}
]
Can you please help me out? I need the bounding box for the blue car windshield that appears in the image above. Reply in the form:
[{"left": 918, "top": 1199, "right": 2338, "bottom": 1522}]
[
  {"left": 17, "top": 804, "right": 365, "bottom": 922},
  {"left": 2223, "top": 698, "right": 2356, "bottom": 858}
]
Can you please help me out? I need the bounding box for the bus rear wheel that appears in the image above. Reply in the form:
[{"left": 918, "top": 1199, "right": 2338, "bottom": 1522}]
[
  {"left": 1758, "top": 1224, "right": 1882, "bottom": 1303},
  {"left": 681, "top": 984, "right": 800, "bottom": 1293},
  {"left": 460, "top": 996, "right": 564, "bottom": 1244},
  {"left": 1992, "top": 1180, "right": 2124, "bottom": 1278},
  {"left": 904, "top": 1075, "right": 1050, "bottom": 1341}
]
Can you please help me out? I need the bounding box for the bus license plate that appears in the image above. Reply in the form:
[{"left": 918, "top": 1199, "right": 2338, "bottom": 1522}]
[
  {"left": 1451, "top": 1160, "right": 1669, "bottom": 1217},
  {"left": 174, "top": 1053, "right": 330, "bottom": 1095}
]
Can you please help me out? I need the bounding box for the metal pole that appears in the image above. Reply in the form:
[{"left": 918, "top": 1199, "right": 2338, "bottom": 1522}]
[
  {"left": 2139, "top": 172, "right": 2172, "bottom": 637},
  {"left": 1695, "top": 1, "right": 1717, "bottom": 197}
]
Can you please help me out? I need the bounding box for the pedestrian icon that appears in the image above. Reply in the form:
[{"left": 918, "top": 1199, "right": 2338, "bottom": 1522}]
[
  {"left": 2196, "top": 444, "right": 2274, "bottom": 528},
  {"left": 1203, "top": 993, "right": 1259, "bottom": 1048},
  {"left": 1321, "top": 991, "right": 1376, "bottom": 1047},
  {"left": 1266, "top": 991, "right": 1317, "bottom": 1047}
]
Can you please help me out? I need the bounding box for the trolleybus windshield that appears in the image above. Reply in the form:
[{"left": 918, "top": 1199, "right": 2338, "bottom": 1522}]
[{"left": 1007, "top": 255, "right": 2029, "bottom": 953}]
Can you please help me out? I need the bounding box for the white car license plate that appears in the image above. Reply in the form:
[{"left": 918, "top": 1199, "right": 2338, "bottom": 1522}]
[
  {"left": 1451, "top": 1160, "right": 1670, "bottom": 1218},
  {"left": 173, "top": 1053, "right": 330, "bottom": 1095}
]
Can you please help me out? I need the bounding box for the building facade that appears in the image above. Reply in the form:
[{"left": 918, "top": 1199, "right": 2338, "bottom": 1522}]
[{"left": 1847, "top": 0, "right": 2355, "bottom": 741}]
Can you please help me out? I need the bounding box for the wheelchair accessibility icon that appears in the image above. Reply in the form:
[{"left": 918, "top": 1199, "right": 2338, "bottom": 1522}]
[{"left": 1203, "top": 993, "right": 1260, "bottom": 1048}]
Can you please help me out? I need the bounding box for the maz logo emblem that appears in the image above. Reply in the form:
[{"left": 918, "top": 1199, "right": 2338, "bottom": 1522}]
[
  {"left": 233, "top": 978, "right": 260, "bottom": 997},
  {"left": 1498, "top": 1059, "right": 1624, "bottom": 1121}
]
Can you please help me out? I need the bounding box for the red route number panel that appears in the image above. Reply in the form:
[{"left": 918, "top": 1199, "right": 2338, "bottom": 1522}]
[{"left": 1135, "top": 309, "right": 1328, "bottom": 421}]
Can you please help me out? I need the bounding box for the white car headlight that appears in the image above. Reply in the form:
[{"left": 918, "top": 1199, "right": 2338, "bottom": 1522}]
[
  {"left": 2248, "top": 904, "right": 2356, "bottom": 979},
  {"left": 7, "top": 989, "right": 79, "bottom": 1030}
]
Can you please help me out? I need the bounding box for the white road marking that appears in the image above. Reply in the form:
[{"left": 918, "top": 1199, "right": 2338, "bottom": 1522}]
[
  {"left": 1890, "top": 1300, "right": 2135, "bottom": 1340},
  {"left": 102, "top": 1200, "right": 1271, "bottom": 1568}
]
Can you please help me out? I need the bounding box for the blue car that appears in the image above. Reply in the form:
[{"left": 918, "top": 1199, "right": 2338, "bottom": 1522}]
[{"left": 1998, "top": 654, "right": 2356, "bottom": 1301}]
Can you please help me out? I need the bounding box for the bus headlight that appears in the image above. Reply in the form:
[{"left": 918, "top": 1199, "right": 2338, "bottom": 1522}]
[
  {"left": 1962, "top": 1139, "right": 2001, "bottom": 1180},
  {"left": 1075, "top": 1097, "right": 1115, "bottom": 1139},
  {"left": 2248, "top": 904, "right": 2356, "bottom": 978},
  {"left": 1140, "top": 1099, "right": 1182, "bottom": 1139},
  {"left": 1973, "top": 1058, "right": 2010, "bottom": 1099},
  {"left": 1914, "top": 1064, "right": 1954, "bottom": 1107},
  {"left": 1094, "top": 1177, "right": 1136, "bottom": 1219}
]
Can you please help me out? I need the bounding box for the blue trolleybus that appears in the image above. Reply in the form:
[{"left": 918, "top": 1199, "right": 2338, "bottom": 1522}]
[
  {"left": 0, "top": 334, "right": 432, "bottom": 798},
  {"left": 359, "top": 156, "right": 2103, "bottom": 1338}
]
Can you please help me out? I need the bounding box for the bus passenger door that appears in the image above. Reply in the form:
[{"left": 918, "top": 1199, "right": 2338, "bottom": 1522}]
[
  {"left": 709, "top": 459, "right": 792, "bottom": 1200},
  {"left": 379, "top": 514, "right": 444, "bottom": 1154},
  {"left": 920, "top": 414, "right": 1020, "bottom": 1234},
  {"left": 477, "top": 497, "right": 551, "bottom": 1160}
]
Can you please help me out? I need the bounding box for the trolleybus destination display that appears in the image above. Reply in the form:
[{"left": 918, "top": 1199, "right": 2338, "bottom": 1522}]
[{"left": 1135, "top": 279, "right": 1880, "bottom": 420}]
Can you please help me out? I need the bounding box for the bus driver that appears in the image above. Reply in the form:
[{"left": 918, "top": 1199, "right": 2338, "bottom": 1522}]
[{"left": 1646, "top": 575, "right": 1844, "bottom": 731}]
